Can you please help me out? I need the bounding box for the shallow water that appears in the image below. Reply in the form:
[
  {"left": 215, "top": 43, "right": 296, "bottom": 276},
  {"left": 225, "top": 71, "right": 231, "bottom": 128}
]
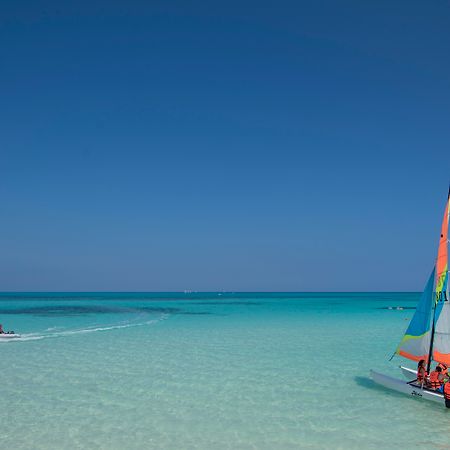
[{"left": 1, "top": 292, "right": 448, "bottom": 449}]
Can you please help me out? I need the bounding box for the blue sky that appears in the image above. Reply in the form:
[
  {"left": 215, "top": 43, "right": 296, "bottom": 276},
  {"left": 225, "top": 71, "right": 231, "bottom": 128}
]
[{"left": 1, "top": 1, "right": 449, "bottom": 291}]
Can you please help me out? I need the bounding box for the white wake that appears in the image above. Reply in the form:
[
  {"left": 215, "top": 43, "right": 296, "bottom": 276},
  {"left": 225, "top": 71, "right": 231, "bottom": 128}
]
[{"left": 1, "top": 313, "right": 169, "bottom": 342}]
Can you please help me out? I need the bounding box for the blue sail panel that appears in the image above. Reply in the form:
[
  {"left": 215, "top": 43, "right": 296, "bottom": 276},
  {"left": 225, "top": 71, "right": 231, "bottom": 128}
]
[{"left": 396, "top": 267, "right": 435, "bottom": 362}]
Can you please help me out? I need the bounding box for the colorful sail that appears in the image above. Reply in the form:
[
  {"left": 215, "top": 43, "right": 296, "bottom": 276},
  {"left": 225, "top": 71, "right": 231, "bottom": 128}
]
[
  {"left": 431, "top": 193, "right": 450, "bottom": 364},
  {"left": 396, "top": 268, "right": 435, "bottom": 362}
]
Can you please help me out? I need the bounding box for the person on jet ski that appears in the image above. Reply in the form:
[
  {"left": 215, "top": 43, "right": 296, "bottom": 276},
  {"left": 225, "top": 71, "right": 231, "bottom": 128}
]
[{"left": 0, "top": 324, "right": 13, "bottom": 334}]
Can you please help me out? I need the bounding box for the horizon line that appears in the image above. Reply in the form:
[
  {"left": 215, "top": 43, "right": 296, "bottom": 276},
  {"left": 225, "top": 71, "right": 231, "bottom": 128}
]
[{"left": 0, "top": 290, "right": 422, "bottom": 294}]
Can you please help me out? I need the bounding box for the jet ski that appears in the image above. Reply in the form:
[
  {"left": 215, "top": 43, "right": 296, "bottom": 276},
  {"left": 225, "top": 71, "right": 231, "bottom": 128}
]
[{"left": 0, "top": 332, "right": 21, "bottom": 339}]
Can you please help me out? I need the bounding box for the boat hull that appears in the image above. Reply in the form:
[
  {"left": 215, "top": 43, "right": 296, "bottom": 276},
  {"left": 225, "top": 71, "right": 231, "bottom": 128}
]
[
  {"left": 370, "top": 370, "right": 445, "bottom": 405},
  {"left": 400, "top": 366, "right": 417, "bottom": 380},
  {"left": 0, "top": 334, "right": 21, "bottom": 339}
]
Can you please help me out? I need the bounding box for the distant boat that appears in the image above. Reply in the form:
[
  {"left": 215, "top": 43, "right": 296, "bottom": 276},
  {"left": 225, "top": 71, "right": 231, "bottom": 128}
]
[
  {"left": 371, "top": 187, "right": 449, "bottom": 405},
  {"left": 0, "top": 333, "right": 21, "bottom": 339}
]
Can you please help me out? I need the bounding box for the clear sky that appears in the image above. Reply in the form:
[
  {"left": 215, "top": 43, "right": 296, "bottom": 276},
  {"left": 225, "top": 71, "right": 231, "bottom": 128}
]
[{"left": 1, "top": 1, "right": 449, "bottom": 291}]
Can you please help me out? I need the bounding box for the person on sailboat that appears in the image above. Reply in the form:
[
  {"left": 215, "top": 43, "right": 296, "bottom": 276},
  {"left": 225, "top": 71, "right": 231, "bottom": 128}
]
[
  {"left": 443, "top": 381, "right": 450, "bottom": 408},
  {"left": 417, "top": 360, "right": 427, "bottom": 385},
  {"left": 437, "top": 362, "right": 448, "bottom": 379},
  {"left": 429, "top": 366, "right": 445, "bottom": 390}
]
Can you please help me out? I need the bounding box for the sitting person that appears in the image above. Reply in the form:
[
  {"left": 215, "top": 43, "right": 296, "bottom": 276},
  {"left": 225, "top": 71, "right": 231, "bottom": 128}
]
[
  {"left": 443, "top": 380, "right": 450, "bottom": 408},
  {"left": 0, "top": 324, "right": 15, "bottom": 335},
  {"left": 437, "top": 362, "right": 448, "bottom": 378},
  {"left": 417, "top": 359, "right": 427, "bottom": 385},
  {"left": 429, "top": 366, "right": 444, "bottom": 390}
]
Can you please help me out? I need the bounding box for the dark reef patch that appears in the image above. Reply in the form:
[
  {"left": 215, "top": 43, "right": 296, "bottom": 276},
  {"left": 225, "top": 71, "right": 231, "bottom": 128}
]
[{"left": 194, "top": 301, "right": 262, "bottom": 306}]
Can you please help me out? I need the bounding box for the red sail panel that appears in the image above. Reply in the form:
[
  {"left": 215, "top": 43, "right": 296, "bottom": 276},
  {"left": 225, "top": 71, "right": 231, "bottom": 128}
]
[
  {"left": 431, "top": 194, "right": 450, "bottom": 364},
  {"left": 435, "top": 197, "right": 449, "bottom": 294}
]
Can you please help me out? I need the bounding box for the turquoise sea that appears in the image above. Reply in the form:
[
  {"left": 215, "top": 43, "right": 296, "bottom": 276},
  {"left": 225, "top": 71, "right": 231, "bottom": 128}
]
[{"left": 1, "top": 292, "right": 448, "bottom": 449}]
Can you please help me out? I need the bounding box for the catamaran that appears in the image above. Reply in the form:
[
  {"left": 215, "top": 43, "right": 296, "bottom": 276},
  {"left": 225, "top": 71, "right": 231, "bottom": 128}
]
[{"left": 371, "top": 187, "right": 449, "bottom": 405}]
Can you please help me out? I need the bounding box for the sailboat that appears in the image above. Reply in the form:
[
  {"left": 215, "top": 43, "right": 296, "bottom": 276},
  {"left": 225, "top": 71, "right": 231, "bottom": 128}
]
[{"left": 371, "top": 187, "right": 449, "bottom": 405}]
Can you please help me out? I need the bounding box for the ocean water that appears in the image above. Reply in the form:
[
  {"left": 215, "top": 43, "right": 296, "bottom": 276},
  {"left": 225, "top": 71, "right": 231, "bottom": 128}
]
[{"left": 0, "top": 292, "right": 448, "bottom": 449}]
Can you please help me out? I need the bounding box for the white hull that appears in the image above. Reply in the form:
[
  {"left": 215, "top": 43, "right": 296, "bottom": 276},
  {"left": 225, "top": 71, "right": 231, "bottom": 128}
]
[
  {"left": 0, "top": 334, "right": 21, "bottom": 339},
  {"left": 370, "top": 370, "right": 445, "bottom": 405},
  {"left": 400, "top": 366, "right": 417, "bottom": 380}
]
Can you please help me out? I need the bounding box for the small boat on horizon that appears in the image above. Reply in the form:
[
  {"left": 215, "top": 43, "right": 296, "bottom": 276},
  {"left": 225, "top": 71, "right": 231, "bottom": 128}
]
[{"left": 371, "top": 186, "right": 449, "bottom": 405}]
